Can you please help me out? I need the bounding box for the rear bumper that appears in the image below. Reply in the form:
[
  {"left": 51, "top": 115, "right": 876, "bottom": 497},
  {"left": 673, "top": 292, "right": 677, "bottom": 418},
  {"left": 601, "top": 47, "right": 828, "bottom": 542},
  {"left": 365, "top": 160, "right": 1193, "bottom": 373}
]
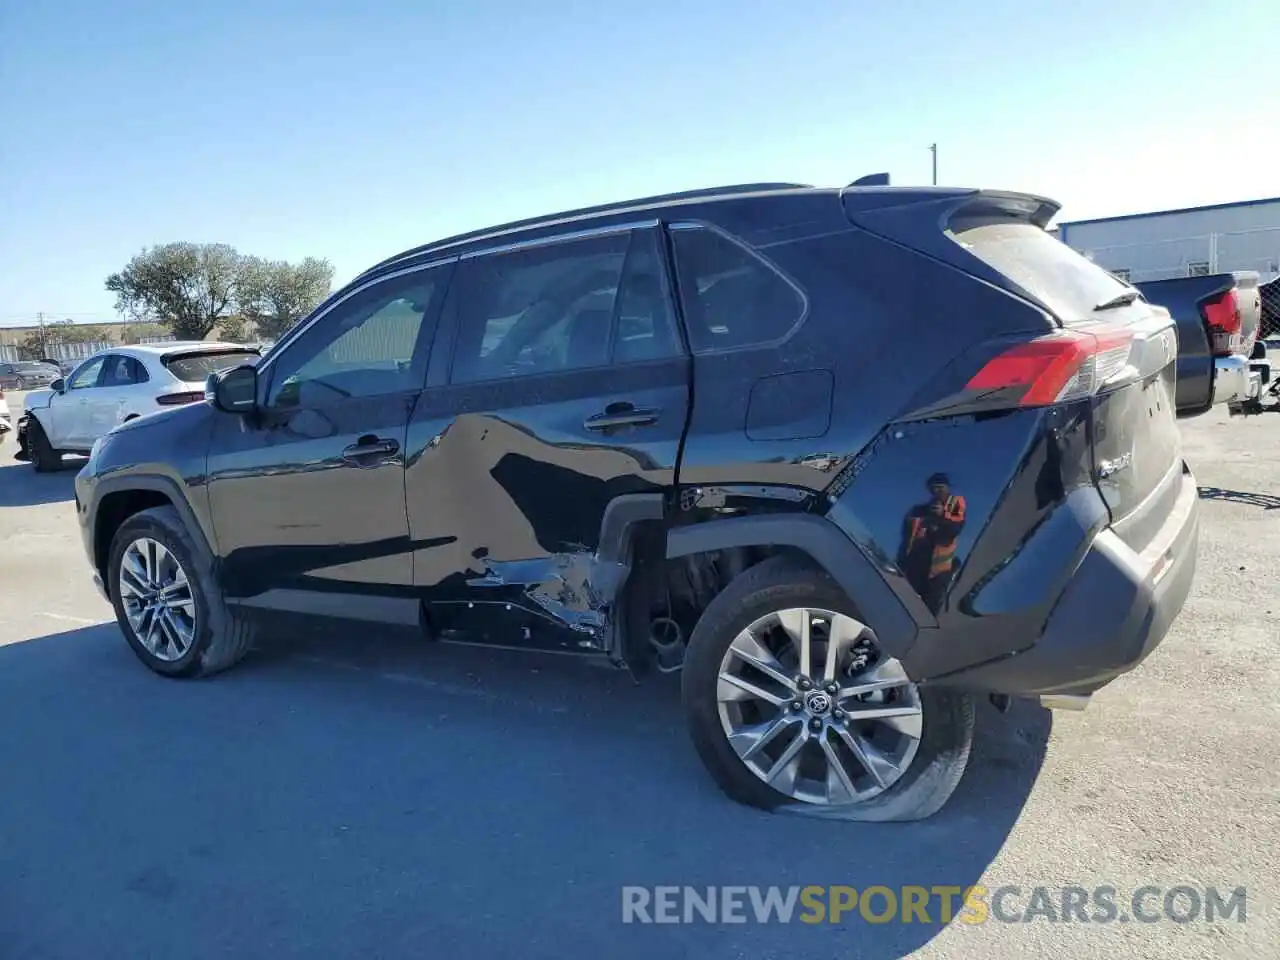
[
  {"left": 1212, "top": 354, "right": 1260, "bottom": 405},
  {"left": 936, "top": 464, "right": 1199, "bottom": 698}
]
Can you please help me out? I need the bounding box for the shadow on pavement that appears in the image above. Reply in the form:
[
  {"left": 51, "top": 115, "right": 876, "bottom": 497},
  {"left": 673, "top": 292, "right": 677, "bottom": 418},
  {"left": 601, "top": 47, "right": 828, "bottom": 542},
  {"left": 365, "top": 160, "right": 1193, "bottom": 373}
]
[
  {"left": 1198, "top": 485, "right": 1280, "bottom": 510},
  {"left": 0, "top": 456, "right": 79, "bottom": 507},
  {"left": 0, "top": 623, "right": 1051, "bottom": 960}
]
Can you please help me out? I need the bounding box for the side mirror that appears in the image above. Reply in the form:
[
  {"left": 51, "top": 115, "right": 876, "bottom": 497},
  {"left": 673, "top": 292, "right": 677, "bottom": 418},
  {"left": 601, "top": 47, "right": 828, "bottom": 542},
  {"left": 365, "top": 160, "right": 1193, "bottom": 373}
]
[
  {"left": 206, "top": 364, "right": 258, "bottom": 414},
  {"left": 50, "top": 378, "right": 65, "bottom": 393}
]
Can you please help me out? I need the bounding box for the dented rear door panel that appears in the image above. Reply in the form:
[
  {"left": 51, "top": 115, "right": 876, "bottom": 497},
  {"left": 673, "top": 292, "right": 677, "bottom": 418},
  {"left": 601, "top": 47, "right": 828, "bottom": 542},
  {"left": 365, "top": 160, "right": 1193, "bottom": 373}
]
[
  {"left": 405, "top": 366, "right": 688, "bottom": 651},
  {"left": 405, "top": 227, "right": 691, "bottom": 653}
]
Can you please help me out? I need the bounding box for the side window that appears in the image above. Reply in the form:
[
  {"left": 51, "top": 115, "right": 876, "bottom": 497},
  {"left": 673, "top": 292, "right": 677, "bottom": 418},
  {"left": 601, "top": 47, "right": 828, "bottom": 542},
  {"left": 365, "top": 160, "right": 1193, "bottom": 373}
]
[
  {"left": 449, "top": 233, "right": 631, "bottom": 384},
  {"left": 612, "top": 229, "right": 682, "bottom": 364},
  {"left": 101, "top": 355, "right": 147, "bottom": 387},
  {"left": 266, "top": 265, "right": 445, "bottom": 408},
  {"left": 668, "top": 224, "right": 806, "bottom": 353},
  {"left": 68, "top": 357, "right": 106, "bottom": 390}
]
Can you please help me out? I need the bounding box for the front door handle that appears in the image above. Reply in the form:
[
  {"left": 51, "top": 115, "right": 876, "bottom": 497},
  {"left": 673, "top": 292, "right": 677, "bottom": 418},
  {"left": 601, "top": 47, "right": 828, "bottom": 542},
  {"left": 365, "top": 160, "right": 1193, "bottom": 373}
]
[
  {"left": 584, "top": 403, "right": 661, "bottom": 431},
  {"left": 342, "top": 436, "right": 400, "bottom": 465}
]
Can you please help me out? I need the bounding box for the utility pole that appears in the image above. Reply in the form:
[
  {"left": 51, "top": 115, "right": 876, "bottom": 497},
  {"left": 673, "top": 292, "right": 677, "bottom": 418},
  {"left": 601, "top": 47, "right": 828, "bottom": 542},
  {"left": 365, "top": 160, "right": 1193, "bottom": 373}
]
[
  {"left": 37, "top": 311, "right": 47, "bottom": 358},
  {"left": 929, "top": 144, "right": 938, "bottom": 185}
]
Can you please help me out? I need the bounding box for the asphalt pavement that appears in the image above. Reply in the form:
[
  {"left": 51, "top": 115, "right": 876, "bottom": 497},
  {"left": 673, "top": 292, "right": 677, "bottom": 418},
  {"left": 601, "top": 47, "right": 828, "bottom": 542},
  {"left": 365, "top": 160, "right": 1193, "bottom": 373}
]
[{"left": 0, "top": 395, "right": 1276, "bottom": 959}]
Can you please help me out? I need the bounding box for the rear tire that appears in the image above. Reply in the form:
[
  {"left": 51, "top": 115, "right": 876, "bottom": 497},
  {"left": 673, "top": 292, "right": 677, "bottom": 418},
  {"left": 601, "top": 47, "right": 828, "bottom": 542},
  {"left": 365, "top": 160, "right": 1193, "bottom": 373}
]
[
  {"left": 108, "top": 505, "right": 256, "bottom": 678},
  {"left": 681, "top": 554, "right": 975, "bottom": 822},
  {"left": 27, "top": 418, "right": 62, "bottom": 473}
]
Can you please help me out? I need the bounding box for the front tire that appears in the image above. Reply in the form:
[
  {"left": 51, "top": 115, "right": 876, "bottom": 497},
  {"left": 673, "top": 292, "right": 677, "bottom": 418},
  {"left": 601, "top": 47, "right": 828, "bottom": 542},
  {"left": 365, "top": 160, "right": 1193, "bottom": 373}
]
[
  {"left": 681, "top": 555, "right": 975, "bottom": 822},
  {"left": 27, "top": 418, "right": 62, "bottom": 473},
  {"left": 107, "top": 505, "right": 256, "bottom": 678}
]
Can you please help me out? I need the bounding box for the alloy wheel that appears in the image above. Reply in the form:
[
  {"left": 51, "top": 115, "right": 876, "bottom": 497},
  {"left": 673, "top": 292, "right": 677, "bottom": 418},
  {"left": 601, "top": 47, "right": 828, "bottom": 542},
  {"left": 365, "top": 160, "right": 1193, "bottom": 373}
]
[
  {"left": 715, "top": 607, "right": 923, "bottom": 805},
  {"left": 118, "top": 537, "right": 197, "bottom": 662}
]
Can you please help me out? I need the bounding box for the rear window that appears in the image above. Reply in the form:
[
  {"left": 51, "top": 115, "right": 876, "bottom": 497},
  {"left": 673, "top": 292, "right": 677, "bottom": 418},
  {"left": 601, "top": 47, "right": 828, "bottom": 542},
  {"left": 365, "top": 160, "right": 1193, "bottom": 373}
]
[
  {"left": 164, "top": 350, "right": 259, "bottom": 382},
  {"left": 951, "top": 219, "right": 1130, "bottom": 320}
]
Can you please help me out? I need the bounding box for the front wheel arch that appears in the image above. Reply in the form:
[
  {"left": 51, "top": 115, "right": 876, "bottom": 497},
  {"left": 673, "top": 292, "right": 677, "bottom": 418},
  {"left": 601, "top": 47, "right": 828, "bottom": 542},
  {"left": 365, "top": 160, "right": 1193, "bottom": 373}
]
[{"left": 91, "top": 475, "right": 218, "bottom": 583}]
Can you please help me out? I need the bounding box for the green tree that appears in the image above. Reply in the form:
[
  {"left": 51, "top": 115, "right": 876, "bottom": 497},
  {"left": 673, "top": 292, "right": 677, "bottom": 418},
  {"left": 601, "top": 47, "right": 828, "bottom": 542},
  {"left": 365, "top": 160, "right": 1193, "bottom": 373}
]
[
  {"left": 237, "top": 256, "right": 334, "bottom": 340},
  {"left": 218, "top": 315, "right": 249, "bottom": 342},
  {"left": 106, "top": 242, "right": 242, "bottom": 340},
  {"left": 121, "top": 321, "right": 169, "bottom": 343}
]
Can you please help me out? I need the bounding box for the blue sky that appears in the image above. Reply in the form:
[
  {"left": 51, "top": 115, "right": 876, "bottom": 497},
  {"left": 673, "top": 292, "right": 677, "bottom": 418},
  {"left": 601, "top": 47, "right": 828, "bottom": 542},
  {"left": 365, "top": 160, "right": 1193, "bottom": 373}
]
[{"left": 1, "top": 0, "right": 1275, "bottom": 326}]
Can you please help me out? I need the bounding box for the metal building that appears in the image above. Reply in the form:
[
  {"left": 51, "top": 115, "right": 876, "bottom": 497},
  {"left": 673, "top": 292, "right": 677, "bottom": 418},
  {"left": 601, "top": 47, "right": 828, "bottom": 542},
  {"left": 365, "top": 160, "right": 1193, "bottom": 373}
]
[{"left": 1056, "top": 197, "right": 1280, "bottom": 284}]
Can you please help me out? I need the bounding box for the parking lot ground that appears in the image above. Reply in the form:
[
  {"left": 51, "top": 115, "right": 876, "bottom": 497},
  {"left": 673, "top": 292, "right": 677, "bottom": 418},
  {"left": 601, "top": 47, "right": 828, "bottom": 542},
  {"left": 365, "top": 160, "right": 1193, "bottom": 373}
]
[{"left": 0, "top": 400, "right": 1277, "bottom": 960}]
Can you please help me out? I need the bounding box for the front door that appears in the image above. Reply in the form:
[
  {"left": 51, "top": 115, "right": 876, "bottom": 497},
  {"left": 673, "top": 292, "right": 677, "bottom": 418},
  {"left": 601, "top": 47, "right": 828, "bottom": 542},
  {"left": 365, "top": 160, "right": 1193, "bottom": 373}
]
[
  {"left": 206, "top": 259, "right": 454, "bottom": 624},
  {"left": 405, "top": 226, "right": 690, "bottom": 651},
  {"left": 48, "top": 355, "right": 107, "bottom": 449}
]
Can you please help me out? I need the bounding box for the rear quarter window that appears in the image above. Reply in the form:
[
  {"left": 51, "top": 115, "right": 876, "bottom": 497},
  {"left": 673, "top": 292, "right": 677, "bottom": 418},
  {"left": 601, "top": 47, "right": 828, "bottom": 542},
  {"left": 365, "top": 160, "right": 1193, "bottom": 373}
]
[
  {"left": 669, "top": 224, "right": 806, "bottom": 352},
  {"left": 164, "top": 350, "right": 259, "bottom": 382},
  {"left": 950, "top": 219, "right": 1130, "bottom": 321}
]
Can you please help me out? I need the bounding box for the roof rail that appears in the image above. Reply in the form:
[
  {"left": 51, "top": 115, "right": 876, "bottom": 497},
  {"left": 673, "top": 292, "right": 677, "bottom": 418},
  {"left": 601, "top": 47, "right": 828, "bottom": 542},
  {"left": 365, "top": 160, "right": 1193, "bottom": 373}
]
[{"left": 355, "top": 182, "right": 813, "bottom": 281}]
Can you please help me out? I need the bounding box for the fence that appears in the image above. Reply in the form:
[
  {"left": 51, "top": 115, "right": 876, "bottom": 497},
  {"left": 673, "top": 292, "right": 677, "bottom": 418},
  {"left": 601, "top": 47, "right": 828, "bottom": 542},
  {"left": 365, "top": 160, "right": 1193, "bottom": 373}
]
[
  {"left": 1072, "top": 227, "right": 1280, "bottom": 286},
  {"left": 1260, "top": 278, "right": 1280, "bottom": 341},
  {"left": 43, "top": 340, "right": 113, "bottom": 363}
]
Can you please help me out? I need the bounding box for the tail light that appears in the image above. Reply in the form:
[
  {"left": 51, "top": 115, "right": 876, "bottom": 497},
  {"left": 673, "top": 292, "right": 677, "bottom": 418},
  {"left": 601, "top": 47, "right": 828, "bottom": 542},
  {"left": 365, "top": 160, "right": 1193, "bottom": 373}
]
[
  {"left": 965, "top": 328, "right": 1135, "bottom": 407},
  {"left": 1201, "top": 289, "right": 1243, "bottom": 357},
  {"left": 156, "top": 391, "right": 206, "bottom": 406}
]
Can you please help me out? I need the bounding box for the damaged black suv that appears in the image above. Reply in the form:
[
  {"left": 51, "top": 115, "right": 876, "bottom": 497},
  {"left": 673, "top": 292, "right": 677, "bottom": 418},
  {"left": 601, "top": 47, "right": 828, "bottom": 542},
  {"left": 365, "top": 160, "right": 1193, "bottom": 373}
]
[{"left": 75, "top": 181, "right": 1199, "bottom": 822}]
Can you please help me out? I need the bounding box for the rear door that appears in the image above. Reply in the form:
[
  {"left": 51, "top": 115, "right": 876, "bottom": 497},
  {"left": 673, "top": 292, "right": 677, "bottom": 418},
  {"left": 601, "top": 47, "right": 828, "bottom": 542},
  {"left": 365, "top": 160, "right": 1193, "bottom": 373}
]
[
  {"left": 405, "top": 225, "right": 690, "bottom": 652},
  {"left": 88, "top": 354, "right": 147, "bottom": 439}
]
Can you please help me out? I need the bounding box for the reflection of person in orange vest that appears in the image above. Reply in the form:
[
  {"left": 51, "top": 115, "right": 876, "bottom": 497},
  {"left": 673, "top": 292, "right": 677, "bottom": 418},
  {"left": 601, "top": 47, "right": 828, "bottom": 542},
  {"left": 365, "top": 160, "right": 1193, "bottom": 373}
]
[{"left": 898, "top": 472, "right": 967, "bottom": 614}]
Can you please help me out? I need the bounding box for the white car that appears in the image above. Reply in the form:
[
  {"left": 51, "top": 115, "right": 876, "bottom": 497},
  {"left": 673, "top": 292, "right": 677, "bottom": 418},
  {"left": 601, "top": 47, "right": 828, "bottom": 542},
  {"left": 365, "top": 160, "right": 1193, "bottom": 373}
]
[
  {"left": 20, "top": 342, "right": 261, "bottom": 471},
  {"left": 0, "top": 387, "right": 11, "bottom": 442}
]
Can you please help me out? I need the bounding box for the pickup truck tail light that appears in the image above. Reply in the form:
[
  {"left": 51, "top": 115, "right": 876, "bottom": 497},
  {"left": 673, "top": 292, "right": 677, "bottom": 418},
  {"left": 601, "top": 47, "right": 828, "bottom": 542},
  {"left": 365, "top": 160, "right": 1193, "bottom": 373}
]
[
  {"left": 156, "top": 391, "right": 206, "bottom": 406},
  {"left": 965, "top": 328, "right": 1135, "bottom": 407},
  {"left": 1201, "top": 289, "right": 1243, "bottom": 356}
]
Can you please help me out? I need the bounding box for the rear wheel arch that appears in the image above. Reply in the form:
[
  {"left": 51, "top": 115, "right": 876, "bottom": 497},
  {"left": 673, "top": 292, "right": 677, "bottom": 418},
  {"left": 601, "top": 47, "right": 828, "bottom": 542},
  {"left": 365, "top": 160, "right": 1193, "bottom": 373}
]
[{"left": 665, "top": 513, "right": 923, "bottom": 660}]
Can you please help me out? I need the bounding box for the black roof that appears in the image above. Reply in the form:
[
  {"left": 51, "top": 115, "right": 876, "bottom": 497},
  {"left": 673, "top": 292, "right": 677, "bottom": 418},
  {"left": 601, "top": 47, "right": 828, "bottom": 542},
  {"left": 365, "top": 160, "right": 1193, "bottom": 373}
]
[{"left": 353, "top": 182, "right": 816, "bottom": 282}]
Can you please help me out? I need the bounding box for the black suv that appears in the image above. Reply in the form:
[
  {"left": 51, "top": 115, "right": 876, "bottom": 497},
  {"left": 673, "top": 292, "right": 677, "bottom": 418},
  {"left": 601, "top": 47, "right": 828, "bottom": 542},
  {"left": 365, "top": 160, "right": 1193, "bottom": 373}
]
[{"left": 75, "top": 181, "right": 1199, "bottom": 822}]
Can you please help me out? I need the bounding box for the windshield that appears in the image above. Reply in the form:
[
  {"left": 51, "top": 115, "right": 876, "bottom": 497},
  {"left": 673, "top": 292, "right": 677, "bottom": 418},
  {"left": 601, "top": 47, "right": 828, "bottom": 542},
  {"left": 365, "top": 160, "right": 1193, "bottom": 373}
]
[
  {"left": 163, "top": 350, "right": 259, "bottom": 382},
  {"left": 951, "top": 219, "right": 1131, "bottom": 321},
  {"left": 14, "top": 362, "right": 55, "bottom": 373}
]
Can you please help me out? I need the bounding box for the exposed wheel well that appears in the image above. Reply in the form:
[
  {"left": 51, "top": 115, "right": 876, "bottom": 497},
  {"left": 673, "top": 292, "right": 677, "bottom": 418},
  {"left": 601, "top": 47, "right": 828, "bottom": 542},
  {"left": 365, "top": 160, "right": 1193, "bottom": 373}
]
[
  {"left": 619, "top": 520, "right": 814, "bottom": 673},
  {"left": 94, "top": 489, "right": 173, "bottom": 576}
]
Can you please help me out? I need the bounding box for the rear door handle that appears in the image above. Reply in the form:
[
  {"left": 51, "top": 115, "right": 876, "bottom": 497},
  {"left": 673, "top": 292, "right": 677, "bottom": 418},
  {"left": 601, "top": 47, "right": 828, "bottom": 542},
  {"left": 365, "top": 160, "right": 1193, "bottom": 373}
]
[
  {"left": 584, "top": 404, "right": 661, "bottom": 431},
  {"left": 342, "top": 436, "right": 400, "bottom": 464}
]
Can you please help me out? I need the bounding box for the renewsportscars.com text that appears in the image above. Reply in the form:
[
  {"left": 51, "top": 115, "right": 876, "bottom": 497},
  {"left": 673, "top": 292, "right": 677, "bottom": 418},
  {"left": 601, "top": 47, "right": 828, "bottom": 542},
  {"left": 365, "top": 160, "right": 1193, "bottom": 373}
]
[{"left": 621, "top": 885, "right": 1247, "bottom": 925}]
